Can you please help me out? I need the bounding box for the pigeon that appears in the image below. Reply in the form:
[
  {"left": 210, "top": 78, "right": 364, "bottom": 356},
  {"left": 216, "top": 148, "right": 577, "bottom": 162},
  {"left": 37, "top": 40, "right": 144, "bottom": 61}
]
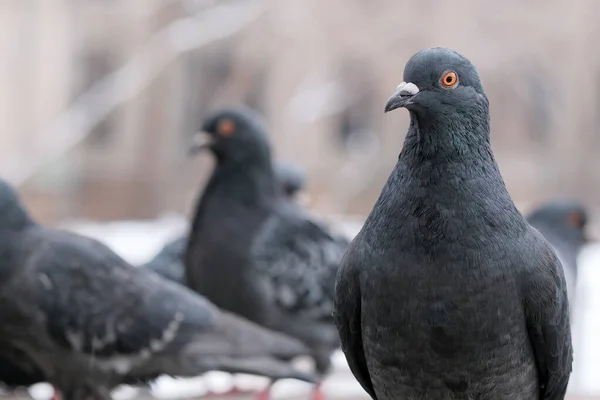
[
  {"left": 334, "top": 48, "right": 572, "bottom": 400},
  {"left": 142, "top": 236, "right": 188, "bottom": 284},
  {"left": 0, "top": 178, "right": 316, "bottom": 400},
  {"left": 184, "top": 106, "right": 349, "bottom": 400},
  {"left": 273, "top": 162, "right": 307, "bottom": 200},
  {"left": 142, "top": 162, "right": 308, "bottom": 285},
  {"left": 526, "top": 199, "right": 590, "bottom": 314},
  {"left": 0, "top": 347, "right": 63, "bottom": 400},
  {"left": 0, "top": 350, "right": 45, "bottom": 391}
]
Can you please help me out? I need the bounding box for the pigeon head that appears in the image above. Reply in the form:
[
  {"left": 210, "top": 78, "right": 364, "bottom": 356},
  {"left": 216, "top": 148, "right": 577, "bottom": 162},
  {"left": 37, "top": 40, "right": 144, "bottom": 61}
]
[
  {"left": 190, "top": 106, "right": 272, "bottom": 165},
  {"left": 274, "top": 163, "right": 306, "bottom": 198},
  {"left": 385, "top": 48, "right": 487, "bottom": 119},
  {"left": 526, "top": 199, "right": 591, "bottom": 245},
  {"left": 0, "top": 179, "right": 32, "bottom": 230}
]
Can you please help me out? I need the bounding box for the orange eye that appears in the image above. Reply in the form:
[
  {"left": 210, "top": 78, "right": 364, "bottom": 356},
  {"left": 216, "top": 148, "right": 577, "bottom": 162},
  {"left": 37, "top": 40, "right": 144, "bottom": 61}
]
[
  {"left": 217, "top": 119, "right": 236, "bottom": 136},
  {"left": 441, "top": 71, "right": 458, "bottom": 87},
  {"left": 567, "top": 211, "right": 583, "bottom": 228}
]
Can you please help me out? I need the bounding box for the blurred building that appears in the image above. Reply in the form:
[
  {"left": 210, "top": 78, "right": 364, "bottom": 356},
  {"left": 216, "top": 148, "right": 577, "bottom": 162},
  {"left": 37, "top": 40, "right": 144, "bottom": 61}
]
[{"left": 2, "top": 0, "right": 600, "bottom": 224}]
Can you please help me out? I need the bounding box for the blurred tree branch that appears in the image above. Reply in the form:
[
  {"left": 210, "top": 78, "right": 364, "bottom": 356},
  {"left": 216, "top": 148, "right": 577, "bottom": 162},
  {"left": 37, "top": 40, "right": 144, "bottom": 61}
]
[{"left": 7, "top": 0, "right": 264, "bottom": 186}]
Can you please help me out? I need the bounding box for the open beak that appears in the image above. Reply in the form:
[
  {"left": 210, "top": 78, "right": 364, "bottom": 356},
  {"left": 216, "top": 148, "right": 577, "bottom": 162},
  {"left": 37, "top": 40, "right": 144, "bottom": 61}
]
[
  {"left": 384, "top": 82, "right": 420, "bottom": 113},
  {"left": 188, "top": 131, "right": 213, "bottom": 156}
]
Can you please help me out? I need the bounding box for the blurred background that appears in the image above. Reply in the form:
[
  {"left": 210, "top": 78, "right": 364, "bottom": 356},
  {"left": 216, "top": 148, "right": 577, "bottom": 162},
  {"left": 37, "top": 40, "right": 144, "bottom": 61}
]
[{"left": 2, "top": 0, "right": 600, "bottom": 399}]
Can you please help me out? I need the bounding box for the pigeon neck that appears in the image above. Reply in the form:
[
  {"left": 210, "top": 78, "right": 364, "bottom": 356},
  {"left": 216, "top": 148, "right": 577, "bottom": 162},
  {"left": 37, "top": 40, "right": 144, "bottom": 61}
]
[
  {"left": 380, "top": 111, "right": 524, "bottom": 235},
  {"left": 191, "top": 158, "right": 278, "bottom": 234},
  {"left": 404, "top": 109, "right": 492, "bottom": 163},
  {"left": 207, "top": 156, "right": 278, "bottom": 203},
  {"left": 0, "top": 217, "right": 33, "bottom": 282},
  {"left": 0, "top": 206, "right": 33, "bottom": 234},
  {"left": 186, "top": 157, "right": 278, "bottom": 276}
]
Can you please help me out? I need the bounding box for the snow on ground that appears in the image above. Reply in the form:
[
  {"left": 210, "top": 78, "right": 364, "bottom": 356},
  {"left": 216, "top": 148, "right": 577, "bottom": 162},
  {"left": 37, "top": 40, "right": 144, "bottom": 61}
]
[
  {"left": 19, "top": 214, "right": 600, "bottom": 399},
  {"left": 572, "top": 243, "right": 600, "bottom": 394},
  {"left": 60, "top": 213, "right": 188, "bottom": 266}
]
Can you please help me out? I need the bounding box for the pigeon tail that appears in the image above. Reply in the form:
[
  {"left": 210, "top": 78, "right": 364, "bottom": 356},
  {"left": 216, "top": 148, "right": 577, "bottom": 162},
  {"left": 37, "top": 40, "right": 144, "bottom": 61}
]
[
  {"left": 212, "top": 311, "right": 312, "bottom": 360},
  {"left": 169, "top": 311, "right": 316, "bottom": 382}
]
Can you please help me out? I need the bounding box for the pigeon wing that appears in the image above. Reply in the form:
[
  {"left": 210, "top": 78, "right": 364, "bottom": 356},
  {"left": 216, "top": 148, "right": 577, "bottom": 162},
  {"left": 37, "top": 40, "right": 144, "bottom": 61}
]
[
  {"left": 333, "top": 245, "right": 377, "bottom": 400},
  {"left": 522, "top": 232, "right": 573, "bottom": 400},
  {"left": 31, "top": 230, "right": 213, "bottom": 359},
  {"left": 141, "top": 236, "right": 187, "bottom": 284},
  {"left": 252, "top": 206, "right": 349, "bottom": 321}
]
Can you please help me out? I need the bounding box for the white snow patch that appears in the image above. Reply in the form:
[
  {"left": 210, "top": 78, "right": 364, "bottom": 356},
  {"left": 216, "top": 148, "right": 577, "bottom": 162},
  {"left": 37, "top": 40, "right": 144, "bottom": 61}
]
[
  {"left": 270, "top": 378, "right": 313, "bottom": 399},
  {"left": 232, "top": 373, "right": 270, "bottom": 392},
  {"left": 150, "top": 375, "right": 208, "bottom": 399},
  {"left": 61, "top": 213, "right": 187, "bottom": 265},
  {"left": 570, "top": 243, "right": 600, "bottom": 395},
  {"left": 111, "top": 385, "right": 141, "bottom": 400},
  {"left": 28, "top": 383, "right": 54, "bottom": 400},
  {"left": 331, "top": 349, "right": 349, "bottom": 370},
  {"left": 201, "top": 371, "right": 235, "bottom": 394},
  {"left": 321, "top": 371, "right": 368, "bottom": 397}
]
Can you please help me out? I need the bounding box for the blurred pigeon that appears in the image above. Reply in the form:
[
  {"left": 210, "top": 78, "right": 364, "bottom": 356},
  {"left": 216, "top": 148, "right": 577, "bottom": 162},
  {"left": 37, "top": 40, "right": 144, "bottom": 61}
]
[
  {"left": 0, "top": 350, "right": 45, "bottom": 392},
  {"left": 334, "top": 48, "right": 572, "bottom": 400},
  {"left": 0, "top": 179, "right": 316, "bottom": 400},
  {"left": 273, "top": 163, "right": 307, "bottom": 200},
  {"left": 142, "top": 236, "right": 188, "bottom": 284},
  {"left": 185, "top": 107, "right": 349, "bottom": 400},
  {"left": 526, "top": 199, "right": 590, "bottom": 313},
  {"left": 0, "top": 347, "right": 62, "bottom": 400},
  {"left": 142, "top": 162, "right": 307, "bottom": 285}
]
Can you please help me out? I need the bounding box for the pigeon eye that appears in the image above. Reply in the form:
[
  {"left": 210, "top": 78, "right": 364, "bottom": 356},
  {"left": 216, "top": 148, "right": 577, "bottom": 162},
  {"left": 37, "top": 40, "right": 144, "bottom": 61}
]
[
  {"left": 217, "top": 119, "right": 236, "bottom": 136},
  {"left": 441, "top": 71, "right": 458, "bottom": 88},
  {"left": 567, "top": 211, "right": 584, "bottom": 228}
]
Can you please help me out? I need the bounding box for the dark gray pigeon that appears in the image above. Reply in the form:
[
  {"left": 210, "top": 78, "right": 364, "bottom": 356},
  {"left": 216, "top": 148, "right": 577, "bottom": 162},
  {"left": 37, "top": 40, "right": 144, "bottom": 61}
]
[
  {"left": 0, "top": 178, "right": 316, "bottom": 400},
  {"left": 0, "top": 345, "right": 63, "bottom": 400},
  {"left": 184, "top": 106, "right": 349, "bottom": 400},
  {"left": 273, "top": 162, "right": 307, "bottom": 200},
  {"left": 333, "top": 48, "right": 572, "bottom": 400},
  {"left": 0, "top": 350, "right": 46, "bottom": 392},
  {"left": 142, "top": 236, "right": 188, "bottom": 284},
  {"left": 142, "top": 162, "right": 308, "bottom": 285},
  {"left": 526, "top": 199, "right": 590, "bottom": 314}
]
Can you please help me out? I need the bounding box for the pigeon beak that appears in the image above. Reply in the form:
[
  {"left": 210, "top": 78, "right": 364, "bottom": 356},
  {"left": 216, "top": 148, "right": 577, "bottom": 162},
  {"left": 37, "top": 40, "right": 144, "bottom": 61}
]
[
  {"left": 384, "top": 82, "right": 420, "bottom": 113},
  {"left": 188, "top": 131, "right": 214, "bottom": 156}
]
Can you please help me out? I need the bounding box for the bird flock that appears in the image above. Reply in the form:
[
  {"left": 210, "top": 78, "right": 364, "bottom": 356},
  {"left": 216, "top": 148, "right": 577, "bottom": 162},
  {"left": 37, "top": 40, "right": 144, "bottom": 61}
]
[{"left": 0, "top": 48, "right": 592, "bottom": 400}]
